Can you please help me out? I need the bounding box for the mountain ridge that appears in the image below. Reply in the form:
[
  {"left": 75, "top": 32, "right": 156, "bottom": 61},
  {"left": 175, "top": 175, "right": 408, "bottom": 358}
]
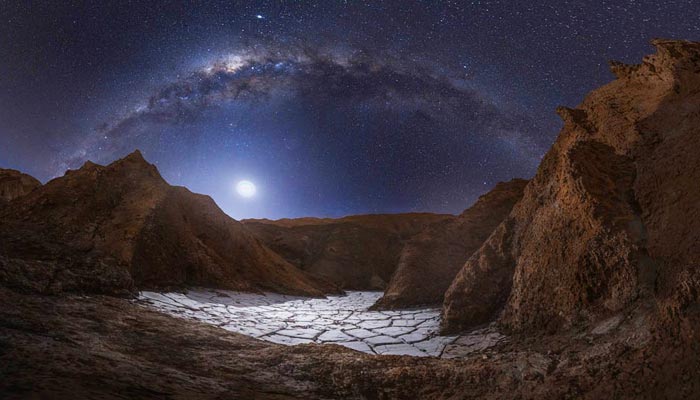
[{"left": 0, "top": 150, "right": 334, "bottom": 296}]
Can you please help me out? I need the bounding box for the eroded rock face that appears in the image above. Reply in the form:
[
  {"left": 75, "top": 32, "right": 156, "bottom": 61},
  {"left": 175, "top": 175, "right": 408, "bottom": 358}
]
[
  {"left": 442, "top": 40, "right": 700, "bottom": 334},
  {"left": 0, "top": 151, "right": 329, "bottom": 296},
  {"left": 373, "top": 179, "right": 528, "bottom": 309},
  {"left": 243, "top": 213, "right": 452, "bottom": 290},
  {"left": 0, "top": 168, "right": 40, "bottom": 203}
]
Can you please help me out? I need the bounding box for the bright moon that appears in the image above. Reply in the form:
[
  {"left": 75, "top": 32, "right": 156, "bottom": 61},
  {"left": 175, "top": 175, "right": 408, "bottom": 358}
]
[{"left": 236, "top": 180, "right": 256, "bottom": 198}]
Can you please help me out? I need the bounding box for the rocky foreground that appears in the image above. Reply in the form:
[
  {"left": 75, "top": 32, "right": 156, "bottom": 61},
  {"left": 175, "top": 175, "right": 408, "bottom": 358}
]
[
  {"left": 2, "top": 39, "right": 700, "bottom": 399},
  {"left": 2, "top": 287, "right": 698, "bottom": 399}
]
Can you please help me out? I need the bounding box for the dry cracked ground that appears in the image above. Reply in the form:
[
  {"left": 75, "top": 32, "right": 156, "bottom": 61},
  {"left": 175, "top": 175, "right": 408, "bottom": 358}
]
[
  {"left": 4, "top": 286, "right": 694, "bottom": 400},
  {"left": 138, "top": 290, "right": 504, "bottom": 357}
]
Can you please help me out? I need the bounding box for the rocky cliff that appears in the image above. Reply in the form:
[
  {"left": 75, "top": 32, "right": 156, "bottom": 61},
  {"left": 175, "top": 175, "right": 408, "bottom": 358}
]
[
  {"left": 0, "top": 168, "right": 40, "bottom": 203},
  {"left": 0, "top": 151, "right": 330, "bottom": 296},
  {"left": 373, "top": 179, "right": 528, "bottom": 309},
  {"left": 442, "top": 39, "right": 700, "bottom": 335},
  {"left": 243, "top": 213, "right": 452, "bottom": 290}
]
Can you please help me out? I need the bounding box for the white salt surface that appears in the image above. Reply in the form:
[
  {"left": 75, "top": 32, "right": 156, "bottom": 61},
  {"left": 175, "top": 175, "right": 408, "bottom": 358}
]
[{"left": 139, "top": 290, "right": 504, "bottom": 357}]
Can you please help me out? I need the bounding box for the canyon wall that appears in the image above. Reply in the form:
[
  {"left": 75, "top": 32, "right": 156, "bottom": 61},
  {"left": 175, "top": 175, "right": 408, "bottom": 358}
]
[{"left": 442, "top": 39, "right": 700, "bottom": 335}]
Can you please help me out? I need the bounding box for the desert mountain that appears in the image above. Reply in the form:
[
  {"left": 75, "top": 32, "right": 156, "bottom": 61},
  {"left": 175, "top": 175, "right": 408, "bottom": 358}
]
[
  {"left": 0, "top": 151, "right": 330, "bottom": 296},
  {"left": 243, "top": 213, "right": 452, "bottom": 290},
  {"left": 0, "top": 168, "right": 40, "bottom": 203},
  {"left": 373, "top": 179, "right": 528, "bottom": 310},
  {"left": 442, "top": 39, "right": 700, "bottom": 335}
]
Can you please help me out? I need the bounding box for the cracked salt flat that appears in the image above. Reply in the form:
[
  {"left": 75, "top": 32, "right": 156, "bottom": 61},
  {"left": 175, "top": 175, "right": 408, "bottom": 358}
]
[{"left": 138, "top": 290, "right": 503, "bottom": 357}]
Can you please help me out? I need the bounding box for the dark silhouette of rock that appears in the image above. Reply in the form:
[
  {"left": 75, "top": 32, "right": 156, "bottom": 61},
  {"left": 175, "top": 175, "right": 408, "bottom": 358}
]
[
  {"left": 0, "top": 151, "right": 330, "bottom": 296},
  {"left": 442, "top": 39, "right": 700, "bottom": 335},
  {"left": 0, "top": 168, "right": 40, "bottom": 203},
  {"left": 373, "top": 179, "right": 527, "bottom": 310},
  {"left": 243, "top": 213, "right": 452, "bottom": 290}
]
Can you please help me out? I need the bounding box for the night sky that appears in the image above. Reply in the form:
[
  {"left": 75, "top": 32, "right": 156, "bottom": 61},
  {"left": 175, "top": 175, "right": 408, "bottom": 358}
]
[{"left": 1, "top": 1, "right": 699, "bottom": 219}]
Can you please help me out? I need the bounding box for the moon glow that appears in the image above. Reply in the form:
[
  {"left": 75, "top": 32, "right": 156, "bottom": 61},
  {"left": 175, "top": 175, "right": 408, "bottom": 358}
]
[{"left": 236, "top": 180, "right": 256, "bottom": 198}]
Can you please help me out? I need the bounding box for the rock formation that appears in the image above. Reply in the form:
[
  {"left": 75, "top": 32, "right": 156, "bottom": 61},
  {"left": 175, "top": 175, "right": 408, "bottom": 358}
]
[
  {"left": 373, "top": 179, "right": 528, "bottom": 309},
  {"left": 442, "top": 39, "right": 700, "bottom": 335},
  {"left": 0, "top": 151, "right": 330, "bottom": 296},
  {"left": 243, "top": 213, "right": 452, "bottom": 290},
  {"left": 0, "top": 168, "right": 40, "bottom": 203}
]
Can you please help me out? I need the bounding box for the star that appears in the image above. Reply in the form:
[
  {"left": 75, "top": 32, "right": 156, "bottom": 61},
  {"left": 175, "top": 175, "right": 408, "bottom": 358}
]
[{"left": 3, "top": 1, "right": 698, "bottom": 220}]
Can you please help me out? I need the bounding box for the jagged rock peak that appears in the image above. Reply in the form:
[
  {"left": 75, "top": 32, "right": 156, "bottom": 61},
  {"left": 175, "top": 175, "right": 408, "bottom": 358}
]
[
  {"left": 79, "top": 160, "right": 103, "bottom": 171},
  {"left": 608, "top": 39, "right": 700, "bottom": 81},
  {"left": 68, "top": 150, "right": 158, "bottom": 180},
  {"left": 109, "top": 149, "right": 156, "bottom": 170},
  {"left": 122, "top": 149, "right": 147, "bottom": 162},
  {"left": 98, "top": 150, "right": 165, "bottom": 182}
]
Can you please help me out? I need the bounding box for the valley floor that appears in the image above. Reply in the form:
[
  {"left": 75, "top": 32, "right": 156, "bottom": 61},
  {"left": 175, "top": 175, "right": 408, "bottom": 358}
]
[{"left": 139, "top": 290, "right": 504, "bottom": 357}]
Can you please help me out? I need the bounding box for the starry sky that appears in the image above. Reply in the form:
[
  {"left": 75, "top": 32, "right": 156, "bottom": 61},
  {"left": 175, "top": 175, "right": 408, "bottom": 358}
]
[{"left": 1, "top": 1, "right": 699, "bottom": 219}]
